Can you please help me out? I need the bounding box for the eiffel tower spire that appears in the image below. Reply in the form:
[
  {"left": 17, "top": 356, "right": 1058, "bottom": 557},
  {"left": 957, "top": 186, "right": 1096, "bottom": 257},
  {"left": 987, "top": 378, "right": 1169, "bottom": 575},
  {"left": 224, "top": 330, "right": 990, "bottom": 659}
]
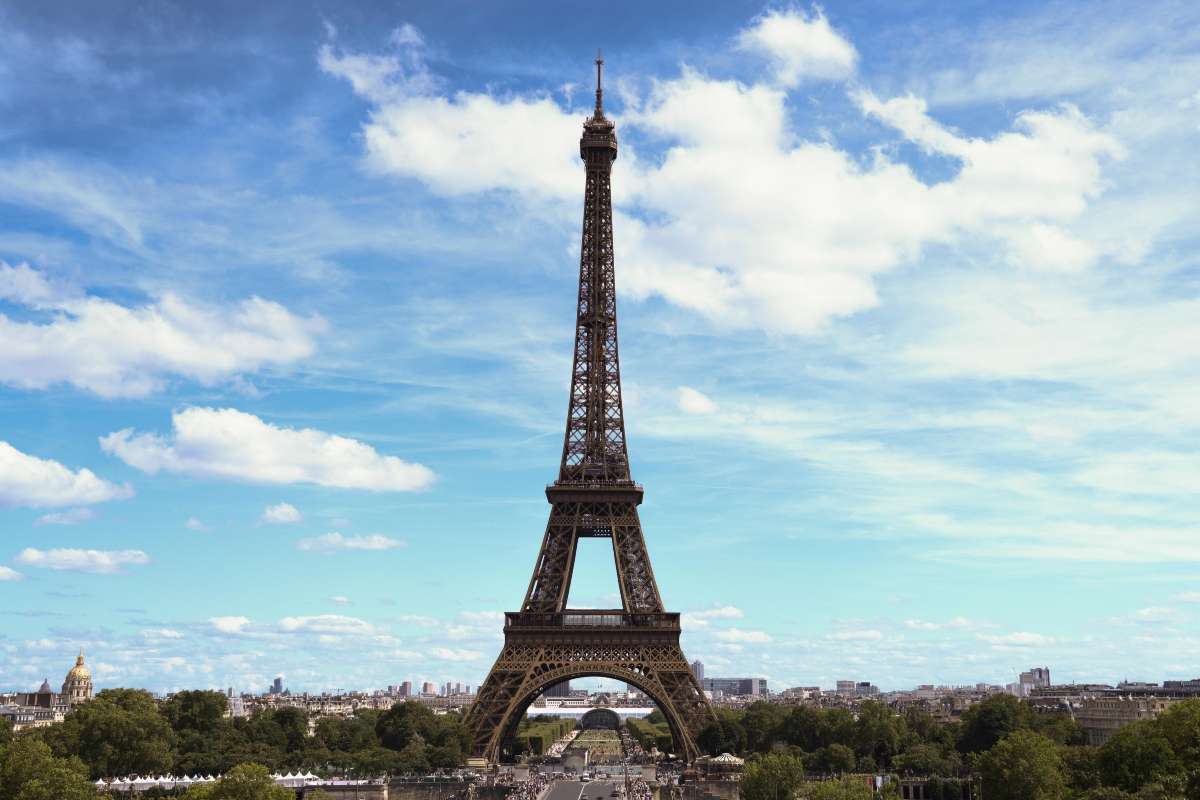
[
  {"left": 560, "top": 50, "right": 627, "bottom": 484},
  {"left": 465, "top": 57, "right": 713, "bottom": 765}
]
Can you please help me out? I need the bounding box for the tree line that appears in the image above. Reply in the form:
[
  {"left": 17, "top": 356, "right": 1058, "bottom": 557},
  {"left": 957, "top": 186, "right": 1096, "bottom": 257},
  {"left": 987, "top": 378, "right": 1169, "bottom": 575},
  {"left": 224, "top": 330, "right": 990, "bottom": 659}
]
[
  {"left": 719, "top": 695, "right": 1200, "bottom": 800},
  {"left": 0, "top": 688, "right": 473, "bottom": 798}
]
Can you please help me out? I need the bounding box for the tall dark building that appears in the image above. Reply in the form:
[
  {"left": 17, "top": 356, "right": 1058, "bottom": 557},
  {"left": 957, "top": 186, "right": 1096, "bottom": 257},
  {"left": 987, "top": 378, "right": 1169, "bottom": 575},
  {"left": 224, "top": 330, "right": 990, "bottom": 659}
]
[
  {"left": 464, "top": 56, "right": 714, "bottom": 763},
  {"left": 544, "top": 680, "right": 573, "bottom": 698}
]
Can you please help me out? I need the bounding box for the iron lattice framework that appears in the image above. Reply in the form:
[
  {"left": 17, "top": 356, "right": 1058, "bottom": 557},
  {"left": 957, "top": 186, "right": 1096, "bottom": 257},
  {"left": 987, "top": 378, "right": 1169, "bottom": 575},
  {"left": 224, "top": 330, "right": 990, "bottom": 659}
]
[{"left": 465, "top": 57, "right": 714, "bottom": 763}]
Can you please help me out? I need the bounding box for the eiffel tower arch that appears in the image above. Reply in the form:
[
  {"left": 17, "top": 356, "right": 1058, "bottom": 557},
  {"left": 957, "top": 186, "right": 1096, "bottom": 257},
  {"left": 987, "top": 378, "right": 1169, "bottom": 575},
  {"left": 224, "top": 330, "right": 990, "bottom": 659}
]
[{"left": 465, "top": 56, "right": 714, "bottom": 763}]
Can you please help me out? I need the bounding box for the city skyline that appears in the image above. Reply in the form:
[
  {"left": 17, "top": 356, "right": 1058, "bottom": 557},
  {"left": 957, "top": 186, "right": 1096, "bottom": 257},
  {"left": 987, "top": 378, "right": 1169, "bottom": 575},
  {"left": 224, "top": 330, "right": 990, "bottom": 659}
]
[{"left": 2, "top": 0, "right": 1200, "bottom": 695}]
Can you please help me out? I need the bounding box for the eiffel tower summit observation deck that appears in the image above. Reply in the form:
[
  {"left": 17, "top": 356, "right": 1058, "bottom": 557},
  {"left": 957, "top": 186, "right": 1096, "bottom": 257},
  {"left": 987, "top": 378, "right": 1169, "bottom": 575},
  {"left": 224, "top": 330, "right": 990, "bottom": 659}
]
[{"left": 464, "top": 56, "right": 715, "bottom": 764}]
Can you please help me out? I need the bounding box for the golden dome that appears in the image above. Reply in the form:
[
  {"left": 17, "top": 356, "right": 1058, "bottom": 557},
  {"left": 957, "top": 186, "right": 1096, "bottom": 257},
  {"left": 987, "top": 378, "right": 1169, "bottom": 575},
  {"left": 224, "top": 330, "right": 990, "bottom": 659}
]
[{"left": 65, "top": 649, "right": 91, "bottom": 682}]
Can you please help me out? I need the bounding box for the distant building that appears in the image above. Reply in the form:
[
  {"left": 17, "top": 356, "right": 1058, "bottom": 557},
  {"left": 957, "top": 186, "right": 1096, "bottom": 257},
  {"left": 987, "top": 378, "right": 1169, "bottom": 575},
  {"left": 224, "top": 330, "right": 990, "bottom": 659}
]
[
  {"left": 61, "top": 651, "right": 93, "bottom": 706},
  {"left": 691, "top": 660, "right": 705, "bottom": 682},
  {"left": 544, "top": 680, "right": 572, "bottom": 698},
  {"left": 701, "top": 677, "right": 767, "bottom": 697},
  {"left": 270, "top": 676, "right": 284, "bottom": 695},
  {"left": 836, "top": 680, "right": 855, "bottom": 695},
  {"left": 854, "top": 681, "right": 879, "bottom": 697},
  {"left": 3, "top": 650, "right": 93, "bottom": 731},
  {"left": 400, "top": 681, "right": 412, "bottom": 697},
  {"left": 421, "top": 681, "right": 436, "bottom": 695},
  {"left": 1076, "top": 697, "right": 1176, "bottom": 746}
]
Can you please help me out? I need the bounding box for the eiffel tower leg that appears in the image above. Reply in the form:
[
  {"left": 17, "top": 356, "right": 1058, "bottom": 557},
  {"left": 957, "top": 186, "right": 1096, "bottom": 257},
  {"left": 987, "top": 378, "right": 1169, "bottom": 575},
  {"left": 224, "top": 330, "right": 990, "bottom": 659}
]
[{"left": 465, "top": 626, "right": 713, "bottom": 763}]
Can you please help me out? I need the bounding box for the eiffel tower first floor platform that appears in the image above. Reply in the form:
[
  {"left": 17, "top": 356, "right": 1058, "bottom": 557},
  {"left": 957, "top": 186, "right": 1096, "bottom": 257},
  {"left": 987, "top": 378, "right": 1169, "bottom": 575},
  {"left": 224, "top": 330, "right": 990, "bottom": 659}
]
[{"left": 464, "top": 611, "right": 713, "bottom": 763}]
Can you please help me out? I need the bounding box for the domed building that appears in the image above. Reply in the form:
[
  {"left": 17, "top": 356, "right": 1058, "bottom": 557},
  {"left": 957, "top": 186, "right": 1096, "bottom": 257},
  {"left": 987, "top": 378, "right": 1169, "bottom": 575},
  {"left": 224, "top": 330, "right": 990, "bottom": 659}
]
[{"left": 61, "top": 649, "right": 93, "bottom": 706}]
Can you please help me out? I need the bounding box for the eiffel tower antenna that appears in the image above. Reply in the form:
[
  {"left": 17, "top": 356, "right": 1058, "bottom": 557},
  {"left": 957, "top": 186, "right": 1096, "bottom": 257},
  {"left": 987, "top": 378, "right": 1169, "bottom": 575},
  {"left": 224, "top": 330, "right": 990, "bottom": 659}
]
[
  {"left": 594, "top": 49, "right": 604, "bottom": 116},
  {"left": 465, "top": 56, "right": 713, "bottom": 765}
]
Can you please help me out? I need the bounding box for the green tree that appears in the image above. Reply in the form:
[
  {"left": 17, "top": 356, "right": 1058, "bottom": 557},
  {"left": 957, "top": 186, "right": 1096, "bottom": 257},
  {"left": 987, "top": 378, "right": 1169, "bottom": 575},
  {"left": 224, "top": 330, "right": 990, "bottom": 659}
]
[
  {"left": 0, "top": 738, "right": 97, "bottom": 800},
  {"left": 958, "top": 694, "right": 1034, "bottom": 753},
  {"left": 376, "top": 701, "right": 436, "bottom": 750},
  {"left": 818, "top": 709, "right": 857, "bottom": 749},
  {"left": 977, "top": 729, "right": 1066, "bottom": 800},
  {"left": 162, "top": 691, "right": 228, "bottom": 734},
  {"left": 743, "top": 702, "right": 790, "bottom": 753},
  {"left": 812, "top": 744, "right": 855, "bottom": 775},
  {"left": 854, "top": 701, "right": 903, "bottom": 767},
  {"left": 698, "top": 709, "right": 748, "bottom": 756},
  {"left": 892, "top": 743, "right": 961, "bottom": 777},
  {"left": 1156, "top": 700, "right": 1200, "bottom": 766},
  {"left": 1098, "top": 721, "right": 1180, "bottom": 793},
  {"left": 780, "top": 706, "right": 823, "bottom": 752},
  {"left": 1081, "top": 789, "right": 1135, "bottom": 800},
  {"left": 51, "top": 688, "right": 176, "bottom": 778},
  {"left": 797, "top": 777, "right": 875, "bottom": 800},
  {"left": 181, "top": 762, "right": 293, "bottom": 800},
  {"left": 270, "top": 707, "right": 309, "bottom": 752},
  {"left": 0, "top": 718, "right": 12, "bottom": 748},
  {"left": 741, "top": 752, "right": 806, "bottom": 800}
]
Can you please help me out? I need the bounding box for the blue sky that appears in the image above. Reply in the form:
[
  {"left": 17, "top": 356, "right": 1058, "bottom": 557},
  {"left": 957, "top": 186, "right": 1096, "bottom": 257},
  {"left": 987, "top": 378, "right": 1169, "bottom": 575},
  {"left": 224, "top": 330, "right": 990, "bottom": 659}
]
[{"left": 2, "top": 0, "right": 1199, "bottom": 695}]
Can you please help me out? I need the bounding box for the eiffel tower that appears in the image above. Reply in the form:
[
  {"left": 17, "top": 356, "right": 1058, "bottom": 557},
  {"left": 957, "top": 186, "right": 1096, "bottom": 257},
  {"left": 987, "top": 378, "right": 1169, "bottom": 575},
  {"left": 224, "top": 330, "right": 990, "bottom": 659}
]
[{"left": 464, "top": 56, "right": 714, "bottom": 764}]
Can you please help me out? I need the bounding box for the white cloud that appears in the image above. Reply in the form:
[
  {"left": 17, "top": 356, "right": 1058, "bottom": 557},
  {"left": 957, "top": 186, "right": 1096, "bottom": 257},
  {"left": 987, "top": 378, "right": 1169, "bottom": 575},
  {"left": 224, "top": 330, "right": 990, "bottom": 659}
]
[
  {"left": 261, "top": 502, "right": 302, "bottom": 524},
  {"left": 736, "top": 8, "right": 858, "bottom": 87},
  {"left": 35, "top": 507, "right": 95, "bottom": 526},
  {"left": 0, "top": 566, "right": 23, "bottom": 581},
  {"left": 829, "top": 629, "right": 884, "bottom": 641},
  {"left": 329, "top": 596, "right": 351, "bottom": 606},
  {"left": 144, "top": 628, "right": 184, "bottom": 639},
  {"left": 1173, "top": 592, "right": 1200, "bottom": 604},
  {"left": 209, "top": 616, "right": 251, "bottom": 634},
  {"left": 296, "top": 532, "right": 405, "bottom": 552},
  {"left": 279, "top": 614, "right": 374, "bottom": 636},
  {"left": 714, "top": 628, "right": 772, "bottom": 643},
  {"left": 1111, "top": 606, "right": 1185, "bottom": 625},
  {"left": 185, "top": 517, "right": 207, "bottom": 531},
  {"left": 0, "top": 441, "right": 131, "bottom": 509},
  {"left": 101, "top": 407, "right": 435, "bottom": 491},
  {"left": 327, "top": 27, "right": 1122, "bottom": 336},
  {"left": 689, "top": 605, "right": 744, "bottom": 619},
  {"left": 978, "top": 632, "right": 1054, "bottom": 647},
  {"left": 905, "top": 617, "right": 974, "bottom": 631},
  {"left": 458, "top": 610, "right": 505, "bottom": 623},
  {"left": 677, "top": 386, "right": 718, "bottom": 415},
  {"left": 428, "top": 647, "right": 483, "bottom": 662},
  {"left": 15, "top": 547, "right": 150, "bottom": 574},
  {"left": 0, "top": 262, "right": 325, "bottom": 398}
]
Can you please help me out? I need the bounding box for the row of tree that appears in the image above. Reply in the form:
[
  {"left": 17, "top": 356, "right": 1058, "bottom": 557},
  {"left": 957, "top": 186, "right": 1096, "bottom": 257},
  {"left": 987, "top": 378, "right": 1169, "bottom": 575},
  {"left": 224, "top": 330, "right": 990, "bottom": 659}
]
[
  {"left": 5, "top": 689, "right": 472, "bottom": 781},
  {"left": 722, "top": 695, "right": 1200, "bottom": 800}
]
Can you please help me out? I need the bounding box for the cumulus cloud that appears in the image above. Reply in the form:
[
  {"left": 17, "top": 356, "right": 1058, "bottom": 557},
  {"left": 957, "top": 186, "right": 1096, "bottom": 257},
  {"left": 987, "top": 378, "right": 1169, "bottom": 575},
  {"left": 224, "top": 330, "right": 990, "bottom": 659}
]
[
  {"left": 35, "top": 507, "right": 96, "bottom": 526},
  {"left": 736, "top": 8, "right": 858, "bottom": 86},
  {"left": 101, "top": 407, "right": 435, "bottom": 491},
  {"left": 0, "top": 566, "right": 23, "bottom": 581},
  {"left": 428, "top": 647, "right": 484, "bottom": 661},
  {"left": 185, "top": 517, "right": 207, "bottom": 531},
  {"left": 296, "top": 532, "right": 405, "bottom": 552},
  {"left": 829, "top": 629, "right": 884, "bottom": 641},
  {"left": 261, "top": 502, "right": 302, "bottom": 524},
  {"left": 144, "top": 628, "right": 183, "bottom": 639},
  {"left": 210, "top": 616, "right": 251, "bottom": 634},
  {"left": 677, "top": 386, "right": 718, "bottom": 415},
  {"left": 279, "top": 614, "right": 374, "bottom": 635},
  {"left": 715, "top": 628, "right": 772, "bottom": 643},
  {"left": 690, "top": 605, "right": 745, "bottom": 619},
  {"left": 15, "top": 547, "right": 150, "bottom": 574},
  {"left": 0, "top": 262, "right": 326, "bottom": 397},
  {"left": 905, "top": 617, "right": 974, "bottom": 631},
  {"left": 0, "top": 441, "right": 131, "bottom": 509},
  {"left": 978, "top": 631, "right": 1054, "bottom": 647},
  {"left": 326, "top": 23, "right": 1122, "bottom": 335}
]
